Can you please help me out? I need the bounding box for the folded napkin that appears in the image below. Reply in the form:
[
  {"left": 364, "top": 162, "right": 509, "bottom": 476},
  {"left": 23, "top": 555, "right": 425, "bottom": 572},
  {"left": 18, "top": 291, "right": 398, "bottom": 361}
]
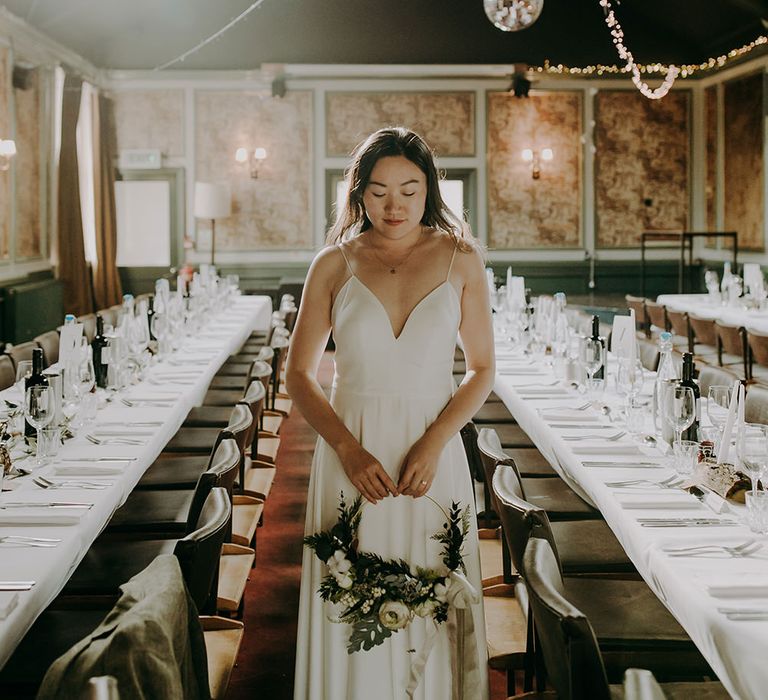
[
  {"left": 708, "top": 581, "right": 768, "bottom": 599},
  {"left": 0, "top": 592, "right": 18, "bottom": 620},
  {"left": 53, "top": 465, "right": 124, "bottom": 476},
  {"left": 0, "top": 512, "right": 84, "bottom": 525},
  {"left": 572, "top": 445, "right": 646, "bottom": 456},
  {"left": 542, "top": 414, "right": 601, "bottom": 423},
  {"left": 617, "top": 495, "right": 702, "bottom": 510}
]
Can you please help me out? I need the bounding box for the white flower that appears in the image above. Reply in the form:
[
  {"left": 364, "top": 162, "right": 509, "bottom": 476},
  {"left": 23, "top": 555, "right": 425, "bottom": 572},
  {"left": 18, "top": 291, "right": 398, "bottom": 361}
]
[
  {"left": 336, "top": 573, "right": 353, "bottom": 589},
  {"left": 335, "top": 557, "right": 352, "bottom": 573},
  {"left": 378, "top": 600, "right": 412, "bottom": 630},
  {"left": 333, "top": 549, "right": 346, "bottom": 563},
  {"left": 413, "top": 599, "right": 439, "bottom": 618},
  {"left": 433, "top": 579, "right": 452, "bottom": 603}
]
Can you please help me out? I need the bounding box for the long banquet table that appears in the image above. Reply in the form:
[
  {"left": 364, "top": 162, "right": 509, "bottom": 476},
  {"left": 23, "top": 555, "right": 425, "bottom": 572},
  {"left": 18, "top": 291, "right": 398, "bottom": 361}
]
[
  {"left": 493, "top": 340, "right": 768, "bottom": 700},
  {"left": 658, "top": 293, "right": 768, "bottom": 334},
  {"left": 0, "top": 294, "right": 272, "bottom": 669}
]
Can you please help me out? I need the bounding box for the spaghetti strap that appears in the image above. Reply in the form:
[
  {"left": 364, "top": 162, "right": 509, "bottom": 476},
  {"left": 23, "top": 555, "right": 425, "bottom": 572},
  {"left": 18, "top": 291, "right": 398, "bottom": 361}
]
[
  {"left": 337, "top": 244, "right": 355, "bottom": 277},
  {"left": 446, "top": 243, "right": 458, "bottom": 281}
]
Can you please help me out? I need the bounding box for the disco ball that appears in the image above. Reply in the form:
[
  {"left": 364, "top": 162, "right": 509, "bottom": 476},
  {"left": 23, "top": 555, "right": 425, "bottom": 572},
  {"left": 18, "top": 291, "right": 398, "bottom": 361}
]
[{"left": 483, "top": 0, "right": 544, "bottom": 32}]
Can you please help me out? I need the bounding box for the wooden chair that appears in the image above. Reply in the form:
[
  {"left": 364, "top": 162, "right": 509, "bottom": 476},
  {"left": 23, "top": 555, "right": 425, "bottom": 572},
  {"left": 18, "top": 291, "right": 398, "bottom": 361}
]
[
  {"left": 745, "top": 382, "right": 768, "bottom": 425},
  {"left": 665, "top": 308, "right": 694, "bottom": 353},
  {"left": 714, "top": 320, "right": 750, "bottom": 379},
  {"left": 687, "top": 313, "right": 719, "bottom": 360},
  {"left": 644, "top": 300, "right": 669, "bottom": 336},
  {"left": 34, "top": 330, "right": 60, "bottom": 367},
  {"left": 697, "top": 365, "right": 740, "bottom": 397},
  {"left": 518, "top": 537, "right": 729, "bottom": 699},
  {"left": 624, "top": 295, "right": 649, "bottom": 337},
  {"left": 745, "top": 327, "right": 768, "bottom": 384},
  {"left": 637, "top": 338, "right": 660, "bottom": 372}
]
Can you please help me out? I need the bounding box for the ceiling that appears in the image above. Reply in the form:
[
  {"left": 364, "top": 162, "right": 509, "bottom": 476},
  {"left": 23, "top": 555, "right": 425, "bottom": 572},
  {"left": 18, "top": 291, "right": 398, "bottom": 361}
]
[{"left": 3, "top": 0, "right": 768, "bottom": 72}]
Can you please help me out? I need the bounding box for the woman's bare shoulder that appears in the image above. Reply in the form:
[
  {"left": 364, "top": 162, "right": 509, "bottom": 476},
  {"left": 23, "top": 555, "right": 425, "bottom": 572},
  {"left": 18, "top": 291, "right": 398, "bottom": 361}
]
[{"left": 308, "top": 245, "right": 350, "bottom": 289}]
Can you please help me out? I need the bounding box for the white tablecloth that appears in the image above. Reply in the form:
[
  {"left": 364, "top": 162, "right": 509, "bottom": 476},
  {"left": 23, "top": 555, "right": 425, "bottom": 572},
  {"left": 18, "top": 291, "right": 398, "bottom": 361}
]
[
  {"left": 0, "top": 294, "right": 271, "bottom": 668},
  {"left": 493, "top": 343, "right": 768, "bottom": 700},
  {"left": 658, "top": 293, "right": 768, "bottom": 334}
]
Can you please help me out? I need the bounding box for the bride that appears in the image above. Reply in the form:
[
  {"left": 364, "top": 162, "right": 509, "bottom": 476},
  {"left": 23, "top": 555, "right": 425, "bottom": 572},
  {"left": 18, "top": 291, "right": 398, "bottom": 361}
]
[{"left": 287, "top": 127, "right": 493, "bottom": 700}]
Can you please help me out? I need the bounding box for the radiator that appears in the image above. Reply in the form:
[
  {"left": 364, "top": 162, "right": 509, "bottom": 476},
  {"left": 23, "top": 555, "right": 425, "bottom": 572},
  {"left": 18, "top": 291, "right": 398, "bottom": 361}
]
[{"left": 0, "top": 277, "right": 64, "bottom": 344}]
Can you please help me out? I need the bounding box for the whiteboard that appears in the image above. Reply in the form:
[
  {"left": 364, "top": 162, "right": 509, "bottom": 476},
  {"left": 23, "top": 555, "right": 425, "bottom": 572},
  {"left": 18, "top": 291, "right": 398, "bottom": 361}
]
[{"left": 115, "top": 180, "right": 171, "bottom": 266}]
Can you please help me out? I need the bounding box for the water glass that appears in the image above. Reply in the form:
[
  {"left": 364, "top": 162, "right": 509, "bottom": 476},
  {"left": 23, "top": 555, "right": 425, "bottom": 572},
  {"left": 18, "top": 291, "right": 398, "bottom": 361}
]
[
  {"left": 673, "top": 439, "right": 699, "bottom": 475},
  {"left": 24, "top": 385, "right": 55, "bottom": 466},
  {"left": 626, "top": 396, "right": 648, "bottom": 439},
  {"left": 745, "top": 490, "right": 768, "bottom": 534},
  {"left": 38, "top": 426, "right": 61, "bottom": 459},
  {"left": 737, "top": 423, "right": 768, "bottom": 495},
  {"left": 581, "top": 338, "right": 604, "bottom": 384},
  {"left": 664, "top": 385, "right": 695, "bottom": 448}
]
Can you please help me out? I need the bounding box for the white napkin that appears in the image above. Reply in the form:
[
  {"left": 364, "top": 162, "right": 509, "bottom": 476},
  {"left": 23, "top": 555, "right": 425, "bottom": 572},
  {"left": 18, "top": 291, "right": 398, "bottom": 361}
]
[
  {"left": 53, "top": 465, "right": 124, "bottom": 476},
  {"left": 0, "top": 511, "right": 85, "bottom": 525},
  {"left": 542, "top": 413, "right": 601, "bottom": 423},
  {"left": 572, "top": 445, "right": 646, "bottom": 456},
  {"left": 0, "top": 592, "right": 18, "bottom": 620},
  {"left": 618, "top": 495, "right": 703, "bottom": 510},
  {"left": 708, "top": 577, "right": 768, "bottom": 599}
]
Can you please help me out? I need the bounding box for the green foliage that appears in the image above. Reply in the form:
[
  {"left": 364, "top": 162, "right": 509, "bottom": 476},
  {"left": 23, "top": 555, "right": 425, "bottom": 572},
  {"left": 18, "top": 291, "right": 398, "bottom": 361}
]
[{"left": 347, "top": 615, "right": 393, "bottom": 653}]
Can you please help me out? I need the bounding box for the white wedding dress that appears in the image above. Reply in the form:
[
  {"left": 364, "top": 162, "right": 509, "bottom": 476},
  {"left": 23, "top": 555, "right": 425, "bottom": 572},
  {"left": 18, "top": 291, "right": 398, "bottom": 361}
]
[{"left": 293, "top": 246, "right": 489, "bottom": 700}]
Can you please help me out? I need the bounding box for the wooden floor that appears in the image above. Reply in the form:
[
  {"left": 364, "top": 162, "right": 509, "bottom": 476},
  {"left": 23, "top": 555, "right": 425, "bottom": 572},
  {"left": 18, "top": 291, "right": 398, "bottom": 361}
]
[{"left": 225, "top": 353, "right": 511, "bottom": 699}]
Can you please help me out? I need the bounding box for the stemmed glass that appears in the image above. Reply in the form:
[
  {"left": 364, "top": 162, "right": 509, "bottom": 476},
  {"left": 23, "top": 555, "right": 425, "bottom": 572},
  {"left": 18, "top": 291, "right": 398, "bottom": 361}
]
[
  {"left": 14, "top": 360, "right": 32, "bottom": 396},
  {"left": 24, "top": 385, "right": 55, "bottom": 466},
  {"left": 616, "top": 358, "right": 645, "bottom": 400},
  {"left": 581, "top": 338, "right": 604, "bottom": 397},
  {"left": 737, "top": 423, "right": 767, "bottom": 496},
  {"left": 707, "top": 385, "right": 732, "bottom": 456},
  {"left": 664, "top": 385, "right": 696, "bottom": 449}
]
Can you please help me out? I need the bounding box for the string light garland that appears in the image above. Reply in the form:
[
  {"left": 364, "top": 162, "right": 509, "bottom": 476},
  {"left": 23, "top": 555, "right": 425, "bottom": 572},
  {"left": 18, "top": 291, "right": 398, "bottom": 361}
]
[{"left": 153, "top": 0, "right": 269, "bottom": 71}]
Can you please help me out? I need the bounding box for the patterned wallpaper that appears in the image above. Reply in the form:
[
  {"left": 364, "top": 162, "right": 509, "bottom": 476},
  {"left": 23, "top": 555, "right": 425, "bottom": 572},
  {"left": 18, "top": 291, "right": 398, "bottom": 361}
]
[
  {"left": 195, "top": 90, "right": 313, "bottom": 250},
  {"left": 705, "top": 85, "right": 717, "bottom": 233},
  {"left": 487, "top": 91, "right": 582, "bottom": 249},
  {"left": 14, "top": 67, "right": 41, "bottom": 259},
  {"left": 112, "top": 89, "right": 185, "bottom": 157},
  {"left": 595, "top": 90, "right": 690, "bottom": 248},
  {"left": 724, "top": 72, "right": 764, "bottom": 251},
  {"left": 326, "top": 92, "right": 474, "bottom": 157},
  {"left": 0, "top": 47, "right": 10, "bottom": 260}
]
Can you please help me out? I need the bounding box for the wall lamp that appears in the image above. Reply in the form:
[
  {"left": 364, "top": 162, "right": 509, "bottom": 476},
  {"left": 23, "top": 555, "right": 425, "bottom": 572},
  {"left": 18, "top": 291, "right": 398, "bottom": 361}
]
[
  {"left": 521, "top": 147, "right": 553, "bottom": 179},
  {"left": 235, "top": 146, "right": 267, "bottom": 179},
  {"left": 0, "top": 139, "right": 16, "bottom": 171}
]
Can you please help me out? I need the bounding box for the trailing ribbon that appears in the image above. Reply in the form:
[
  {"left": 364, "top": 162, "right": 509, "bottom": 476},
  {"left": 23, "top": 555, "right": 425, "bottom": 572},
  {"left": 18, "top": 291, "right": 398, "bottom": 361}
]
[{"left": 405, "top": 570, "right": 483, "bottom": 699}]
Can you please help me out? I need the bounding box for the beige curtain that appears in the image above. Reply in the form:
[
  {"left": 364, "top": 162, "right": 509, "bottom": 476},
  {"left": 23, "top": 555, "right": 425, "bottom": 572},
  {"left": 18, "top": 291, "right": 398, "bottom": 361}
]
[
  {"left": 91, "top": 93, "right": 122, "bottom": 308},
  {"left": 57, "top": 73, "right": 93, "bottom": 316}
]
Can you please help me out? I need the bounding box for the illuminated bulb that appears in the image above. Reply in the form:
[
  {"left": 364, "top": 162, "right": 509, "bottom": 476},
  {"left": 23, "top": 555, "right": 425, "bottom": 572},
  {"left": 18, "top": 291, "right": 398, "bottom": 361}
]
[
  {"left": 253, "top": 147, "right": 267, "bottom": 161},
  {"left": 541, "top": 148, "right": 553, "bottom": 161},
  {"left": 521, "top": 149, "right": 534, "bottom": 162},
  {"left": 235, "top": 147, "right": 248, "bottom": 163}
]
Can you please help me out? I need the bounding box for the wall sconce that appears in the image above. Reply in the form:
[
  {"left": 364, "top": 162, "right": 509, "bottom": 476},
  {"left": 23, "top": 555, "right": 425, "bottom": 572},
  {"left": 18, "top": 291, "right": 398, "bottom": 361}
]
[
  {"left": 0, "top": 139, "right": 16, "bottom": 171},
  {"left": 521, "top": 147, "right": 553, "bottom": 179},
  {"left": 235, "top": 146, "right": 267, "bottom": 179}
]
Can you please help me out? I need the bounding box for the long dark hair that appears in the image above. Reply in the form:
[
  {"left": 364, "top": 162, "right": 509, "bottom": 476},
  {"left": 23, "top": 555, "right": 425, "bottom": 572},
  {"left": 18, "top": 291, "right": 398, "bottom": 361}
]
[{"left": 326, "top": 127, "right": 473, "bottom": 250}]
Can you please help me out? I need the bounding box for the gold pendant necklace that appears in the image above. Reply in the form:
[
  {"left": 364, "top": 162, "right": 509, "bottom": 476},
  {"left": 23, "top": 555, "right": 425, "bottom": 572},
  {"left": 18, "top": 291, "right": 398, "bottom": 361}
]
[{"left": 370, "top": 232, "right": 423, "bottom": 274}]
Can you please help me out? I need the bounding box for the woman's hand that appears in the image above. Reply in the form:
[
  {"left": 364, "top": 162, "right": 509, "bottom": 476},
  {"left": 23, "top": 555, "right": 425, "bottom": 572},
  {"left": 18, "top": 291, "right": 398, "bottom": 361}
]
[
  {"left": 337, "top": 441, "right": 398, "bottom": 504},
  {"left": 397, "top": 434, "right": 444, "bottom": 498}
]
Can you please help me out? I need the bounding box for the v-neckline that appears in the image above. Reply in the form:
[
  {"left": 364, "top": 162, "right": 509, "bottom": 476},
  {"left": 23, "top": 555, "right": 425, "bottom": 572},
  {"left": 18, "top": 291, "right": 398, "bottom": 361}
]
[{"left": 348, "top": 276, "right": 454, "bottom": 341}]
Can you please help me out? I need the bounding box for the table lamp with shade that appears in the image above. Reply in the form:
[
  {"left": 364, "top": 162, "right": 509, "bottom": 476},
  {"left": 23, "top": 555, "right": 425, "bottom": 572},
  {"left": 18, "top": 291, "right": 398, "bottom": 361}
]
[{"left": 193, "top": 182, "right": 231, "bottom": 265}]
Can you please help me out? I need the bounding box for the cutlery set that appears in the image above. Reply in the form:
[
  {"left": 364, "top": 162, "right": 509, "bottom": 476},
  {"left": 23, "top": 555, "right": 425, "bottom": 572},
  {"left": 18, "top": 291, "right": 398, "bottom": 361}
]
[
  {"left": 582, "top": 461, "right": 662, "bottom": 469},
  {"left": 662, "top": 540, "right": 761, "bottom": 558},
  {"left": 0, "top": 501, "right": 92, "bottom": 509},
  {"left": 718, "top": 608, "right": 768, "bottom": 621},
  {"left": 606, "top": 476, "right": 685, "bottom": 489},
  {"left": 562, "top": 431, "right": 626, "bottom": 442},
  {"left": 638, "top": 517, "right": 738, "bottom": 528},
  {"left": 33, "top": 476, "right": 111, "bottom": 490},
  {"left": 85, "top": 434, "right": 145, "bottom": 446}
]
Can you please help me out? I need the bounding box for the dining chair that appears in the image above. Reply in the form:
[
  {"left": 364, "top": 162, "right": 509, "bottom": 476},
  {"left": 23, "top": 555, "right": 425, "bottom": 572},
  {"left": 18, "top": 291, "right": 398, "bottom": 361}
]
[
  {"left": 34, "top": 330, "right": 61, "bottom": 367},
  {"left": 76, "top": 313, "right": 98, "bottom": 343},
  {"left": 637, "top": 337, "right": 661, "bottom": 371},
  {"left": 0, "top": 354, "right": 16, "bottom": 390},
  {"left": 519, "top": 536, "right": 729, "bottom": 699},
  {"left": 493, "top": 464, "right": 715, "bottom": 685},
  {"left": 745, "top": 382, "right": 768, "bottom": 425},
  {"left": 744, "top": 327, "right": 768, "bottom": 384},
  {"left": 644, "top": 300, "right": 669, "bottom": 336},
  {"left": 687, "top": 313, "right": 720, "bottom": 361},
  {"left": 714, "top": 320, "right": 750, "bottom": 379},
  {"left": 484, "top": 436, "right": 634, "bottom": 576},
  {"left": 5, "top": 340, "right": 38, "bottom": 369},
  {"left": 665, "top": 308, "right": 694, "bottom": 353},
  {"left": 624, "top": 295, "right": 649, "bottom": 337},
  {"left": 697, "top": 365, "right": 740, "bottom": 397}
]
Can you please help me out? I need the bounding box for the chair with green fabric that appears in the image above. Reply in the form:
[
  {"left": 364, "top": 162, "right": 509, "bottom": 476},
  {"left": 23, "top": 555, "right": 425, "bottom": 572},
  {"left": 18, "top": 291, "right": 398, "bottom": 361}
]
[
  {"left": 519, "top": 536, "right": 729, "bottom": 699},
  {"left": 0, "top": 553, "right": 215, "bottom": 699},
  {"left": 494, "top": 464, "right": 715, "bottom": 685}
]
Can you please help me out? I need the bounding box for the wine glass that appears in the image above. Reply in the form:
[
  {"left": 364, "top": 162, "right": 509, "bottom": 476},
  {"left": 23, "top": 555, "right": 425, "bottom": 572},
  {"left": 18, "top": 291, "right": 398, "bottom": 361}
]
[
  {"left": 24, "top": 385, "right": 55, "bottom": 466},
  {"left": 616, "top": 358, "right": 645, "bottom": 403},
  {"left": 14, "top": 360, "right": 32, "bottom": 395},
  {"left": 664, "top": 385, "right": 696, "bottom": 449},
  {"left": 737, "top": 423, "right": 768, "bottom": 496},
  {"left": 581, "top": 338, "right": 604, "bottom": 397}
]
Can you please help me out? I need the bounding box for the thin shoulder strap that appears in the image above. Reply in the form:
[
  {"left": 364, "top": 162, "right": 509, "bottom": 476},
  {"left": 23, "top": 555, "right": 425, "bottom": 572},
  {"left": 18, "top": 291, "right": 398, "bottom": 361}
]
[
  {"left": 446, "top": 242, "right": 459, "bottom": 281},
  {"left": 337, "top": 244, "right": 355, "bottom": 277}
]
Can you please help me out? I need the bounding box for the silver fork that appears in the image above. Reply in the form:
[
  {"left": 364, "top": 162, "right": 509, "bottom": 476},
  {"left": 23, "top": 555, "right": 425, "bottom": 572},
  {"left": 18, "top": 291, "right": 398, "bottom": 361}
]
[
  {"left": 33, "top": 476, "right": 109, "bottom": 490},
  {"left": 562, "top": 431, "right": 626, "bottom": 442},
  {"left": 85, "top": 434, "right": 145, "bottom": 446},
  {"left": 663, "top": 540, "right": 761, "bottom": 557},
  {"left": 0, "top": 535, "right": 60, "bottom": 547},
  {"left": 606, "top": 476, "right": 684, "bottom": 489},
  {"left": 121, "top": 399, "right": 173, "bottom": 408},
  {"left": 538, "top": 402, "right": 591, "bottom": 412}
]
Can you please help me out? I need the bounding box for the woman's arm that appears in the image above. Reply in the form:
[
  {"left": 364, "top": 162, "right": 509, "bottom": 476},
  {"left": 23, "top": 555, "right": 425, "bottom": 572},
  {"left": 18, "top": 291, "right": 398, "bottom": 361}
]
[
  {"left": 285, "top": 247, "right": 398, "bottom": 504},
  {"left": 398, "top": 244, "right": 495, "bottom": 496}
]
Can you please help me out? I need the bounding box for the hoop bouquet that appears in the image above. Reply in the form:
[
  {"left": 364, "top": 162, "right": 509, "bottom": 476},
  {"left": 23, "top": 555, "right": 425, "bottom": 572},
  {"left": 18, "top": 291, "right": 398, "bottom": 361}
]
[{"left": 303, "top": 492, "right": 471, "bottom": 653}]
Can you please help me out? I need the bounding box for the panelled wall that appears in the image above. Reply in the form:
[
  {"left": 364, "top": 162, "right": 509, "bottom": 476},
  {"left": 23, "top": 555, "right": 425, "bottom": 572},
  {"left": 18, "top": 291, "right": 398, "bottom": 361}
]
[{"left": 108, "top": 69, "right": 765, "bottom": 265}]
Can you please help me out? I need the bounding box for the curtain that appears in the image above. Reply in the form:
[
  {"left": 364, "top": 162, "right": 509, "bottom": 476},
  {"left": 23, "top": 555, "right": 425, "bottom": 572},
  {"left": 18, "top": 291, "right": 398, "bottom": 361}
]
[
  {"left": 91, "top": 93, "right": 122, "bottom": 308},
  {"left": 57, "top": 72, "right": 92, "bottom": 316}
]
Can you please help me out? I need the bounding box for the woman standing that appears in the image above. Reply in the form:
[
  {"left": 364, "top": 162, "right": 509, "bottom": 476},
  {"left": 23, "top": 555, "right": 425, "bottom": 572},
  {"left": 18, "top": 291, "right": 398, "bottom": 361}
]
[{"left": 288, "top": 127, "right": 493, "bottom": 699}]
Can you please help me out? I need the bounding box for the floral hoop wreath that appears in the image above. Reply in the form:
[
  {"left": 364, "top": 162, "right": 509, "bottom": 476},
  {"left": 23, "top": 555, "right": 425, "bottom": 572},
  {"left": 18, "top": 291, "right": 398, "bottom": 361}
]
[{"left": 304, "top": 492, "right": 482, "bottom": 697}]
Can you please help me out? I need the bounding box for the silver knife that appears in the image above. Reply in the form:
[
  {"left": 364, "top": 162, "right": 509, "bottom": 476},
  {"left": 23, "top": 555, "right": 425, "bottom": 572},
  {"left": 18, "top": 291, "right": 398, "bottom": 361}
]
[
  {"left": 0, "top": 502, "right": 93, "bottom": 509},
  {"left": 61, "top": 458, "right": 137, "bottom": 462},
  {"left": 0, "top": 582, "right": 35, "bottom": 590}
]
